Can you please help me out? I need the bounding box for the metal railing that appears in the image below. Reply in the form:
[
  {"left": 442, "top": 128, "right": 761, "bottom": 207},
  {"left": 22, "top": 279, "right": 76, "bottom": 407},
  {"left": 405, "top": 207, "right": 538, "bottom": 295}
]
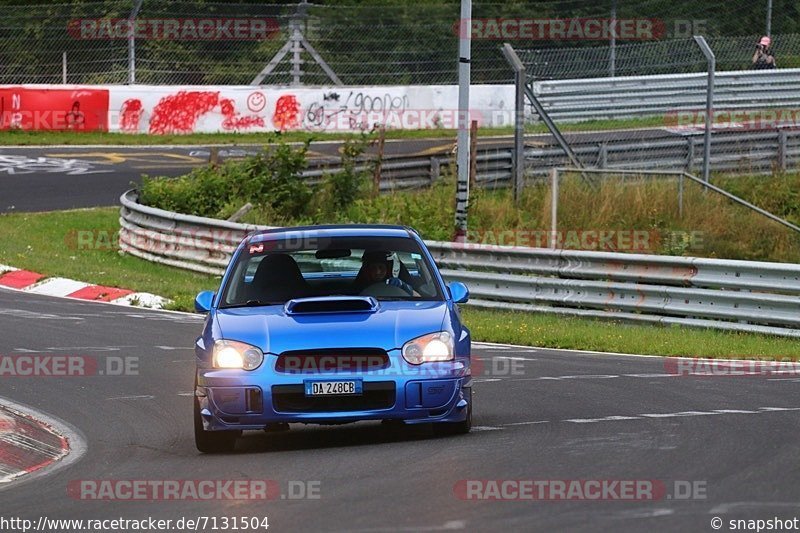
[
  {"left": 301, "top": 152, "right": 512, "bottom": 191},
  {"left": 532, "top": 68, "right": 800, "bottom": 122},
  {"left": 119, "top": 189, "right": 800, "bottom": 338},
  {"left": 524, "top": 128, "right": 800, "bottom": 178},
  {"left": 291, "top": 127, "right": 800, "bottom": 188}
]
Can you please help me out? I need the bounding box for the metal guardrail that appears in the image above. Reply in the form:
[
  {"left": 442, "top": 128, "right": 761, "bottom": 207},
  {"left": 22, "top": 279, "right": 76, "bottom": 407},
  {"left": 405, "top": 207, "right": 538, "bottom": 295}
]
[
  {"left": 119, "top": 189, "right": 800, "bottom": 338},
  {"left": 301, "top": 151, "right": 513, "bottom": 191},
  {"left": 289, "top": 127, "right": 800, "bottom": 189},
  {"left": 532, "top": 68, "right": 800, "bottom": 122},
  {"left": 524, "top": 128, "right": 800, "bottom": 178}
]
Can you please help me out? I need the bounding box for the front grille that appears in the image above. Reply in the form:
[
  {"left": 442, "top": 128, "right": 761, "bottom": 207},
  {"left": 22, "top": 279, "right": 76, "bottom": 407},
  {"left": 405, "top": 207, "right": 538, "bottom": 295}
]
[
  {"left": 272, "top": 381, "right": 396, "bottom": 412},
  {"left": 275, "top": 348, "right": 390, "bottom": 373}
]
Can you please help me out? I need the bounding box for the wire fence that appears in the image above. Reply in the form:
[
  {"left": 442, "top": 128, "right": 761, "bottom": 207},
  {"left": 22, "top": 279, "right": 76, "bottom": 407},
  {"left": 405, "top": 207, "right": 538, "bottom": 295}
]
[{"left": 1, "top": 0, "right": 799, "bottom": 86}]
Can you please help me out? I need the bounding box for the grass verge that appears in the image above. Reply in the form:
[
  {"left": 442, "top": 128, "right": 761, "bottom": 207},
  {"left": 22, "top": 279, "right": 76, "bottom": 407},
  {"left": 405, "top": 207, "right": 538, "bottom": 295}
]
[
  {"left": 0, "top": 116, "right": 666, "bottom": 145},
  {"left": 0, "top": 207, "right": 797, "bottom": 359}
]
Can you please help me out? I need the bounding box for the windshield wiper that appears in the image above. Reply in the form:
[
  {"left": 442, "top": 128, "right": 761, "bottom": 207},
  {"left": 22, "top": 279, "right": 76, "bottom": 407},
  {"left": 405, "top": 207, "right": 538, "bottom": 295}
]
[{"left": 220, "top": 299, "right": 283, "bottom": 309}]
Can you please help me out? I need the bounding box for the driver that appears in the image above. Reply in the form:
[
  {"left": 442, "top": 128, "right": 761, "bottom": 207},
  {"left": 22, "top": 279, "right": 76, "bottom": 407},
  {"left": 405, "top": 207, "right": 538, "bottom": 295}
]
[{"left": 358, "top": 250, "right": 414, "bottom": 295}]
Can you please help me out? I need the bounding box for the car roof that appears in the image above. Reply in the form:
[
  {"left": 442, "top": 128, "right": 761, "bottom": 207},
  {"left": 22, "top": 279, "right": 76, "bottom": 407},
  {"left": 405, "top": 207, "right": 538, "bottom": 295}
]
[{"left": 247, "top": 224, "right": 417, "bottom": 244}]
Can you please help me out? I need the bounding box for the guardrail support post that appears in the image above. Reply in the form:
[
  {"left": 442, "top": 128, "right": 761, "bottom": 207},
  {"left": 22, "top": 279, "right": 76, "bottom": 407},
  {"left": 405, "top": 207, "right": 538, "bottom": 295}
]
[
  {"left": 550, "top": 167, "right": 558, "bottom": 250},
  {"left": 430, "top": 157, "right": 440, "bottom": 184},
  {"left": 372, "top": 125, "right": 386, "bottom": 196},
  {"left": 686, "top": 137, "right": 696, "bottom": 173},
  {"left": 598, "top": 143, "right": 608, "bottom": 168},
  {"left": 778, "top": 129, "right": 788, "bottom": 172}
]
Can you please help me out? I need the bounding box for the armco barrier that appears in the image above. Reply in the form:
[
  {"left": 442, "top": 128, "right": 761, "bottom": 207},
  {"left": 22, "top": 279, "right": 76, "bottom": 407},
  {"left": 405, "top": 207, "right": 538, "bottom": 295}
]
[
  {"left": 533, "top": 68, "right": 800, "bottom": 122},
  {"left": 230, "top": 127, "right": 800, "bottom": 189},
  {"left": 119, "top": 190, "right": 800, "bottom": 337}
]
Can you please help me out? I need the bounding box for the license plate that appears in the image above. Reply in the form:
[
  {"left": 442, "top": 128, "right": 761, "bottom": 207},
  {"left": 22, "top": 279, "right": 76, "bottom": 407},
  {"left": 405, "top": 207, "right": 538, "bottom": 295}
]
[{"left": 304, "top": 379, "right": 362, "bottom": 397}]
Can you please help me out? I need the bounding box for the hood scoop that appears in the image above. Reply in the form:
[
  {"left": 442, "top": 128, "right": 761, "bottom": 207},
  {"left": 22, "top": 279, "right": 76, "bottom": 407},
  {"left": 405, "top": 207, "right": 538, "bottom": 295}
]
[{"left": 285, "top": 296, "right": 379, "bottom": 315}]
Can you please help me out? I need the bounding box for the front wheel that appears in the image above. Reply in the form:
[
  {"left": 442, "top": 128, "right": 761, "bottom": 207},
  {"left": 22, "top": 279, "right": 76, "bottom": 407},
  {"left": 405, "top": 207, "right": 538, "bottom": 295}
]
[{"left": 194, "top": 388, "right": 240, "bottom": 453}]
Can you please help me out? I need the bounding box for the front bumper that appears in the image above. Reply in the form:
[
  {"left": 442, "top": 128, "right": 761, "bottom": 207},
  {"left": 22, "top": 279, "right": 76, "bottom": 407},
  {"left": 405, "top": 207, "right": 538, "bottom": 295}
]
[{"left": 196, "top": 361, "right": 471, "bottom": 431}]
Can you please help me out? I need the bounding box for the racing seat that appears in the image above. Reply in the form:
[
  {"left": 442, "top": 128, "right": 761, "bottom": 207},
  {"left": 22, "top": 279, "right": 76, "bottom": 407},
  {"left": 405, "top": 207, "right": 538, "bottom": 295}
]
[{"left": 249, "top": 253, "right": 311, "bottom": 302}]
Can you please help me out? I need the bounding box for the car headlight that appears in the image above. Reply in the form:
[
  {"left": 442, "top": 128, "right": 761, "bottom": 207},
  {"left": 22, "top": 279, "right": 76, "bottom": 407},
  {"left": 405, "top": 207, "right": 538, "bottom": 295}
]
[
  {"left": 213, "top": 340, "right": 263, "bottom": 370},
  {"left": 402, "top": 332, "right": 454, "bottom": 364}
]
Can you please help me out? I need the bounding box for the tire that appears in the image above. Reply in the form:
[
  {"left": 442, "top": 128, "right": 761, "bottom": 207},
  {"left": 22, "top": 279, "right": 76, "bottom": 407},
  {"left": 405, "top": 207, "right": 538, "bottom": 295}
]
[
  {"left": 193, "top": 386, "right": 240, "bottom": 453},
  {"left": 434, "top": 388, "right": 472, "bottom": 436}
]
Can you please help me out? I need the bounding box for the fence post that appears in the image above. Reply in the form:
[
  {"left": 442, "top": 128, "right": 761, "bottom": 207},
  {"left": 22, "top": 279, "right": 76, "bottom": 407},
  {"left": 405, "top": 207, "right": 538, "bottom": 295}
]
[
  {"left": 501, "top": 43, "right": 526, "bottom": 204},
  {"left": 62, "top": 52, "right": 67, "bottom": 84},
  {"left": 766, "top": 0, "right": 773, "bottom": 37},
  {"left": 678, "top": 173, "right": 684, "bottom": 218},
  {"left": 128, "top": 0, "right": 144, "bottom": 84},
  {"left": 453, "top": 0, "right": 472, "bottom": 242},
  {"left": 693, "top": 36, "right": 715, "bottom": 183},
  {"left": 550, "top": 167, "right": 559, "bottom": 250},
  {"left": 609, "top": 0, "right": 617, "bottom": 77}
]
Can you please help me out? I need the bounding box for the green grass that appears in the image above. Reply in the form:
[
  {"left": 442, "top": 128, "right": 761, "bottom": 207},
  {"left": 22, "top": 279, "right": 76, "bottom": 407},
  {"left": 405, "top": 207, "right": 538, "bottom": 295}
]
[
  {"left": 0, "top": 116, "right": 666, "bottom": 146},
  {"left": 0, "top": 207, "right": 219, "bottom": 311},
  {"left": 0, "top": 207, "right": 798, "bottom": 359}
]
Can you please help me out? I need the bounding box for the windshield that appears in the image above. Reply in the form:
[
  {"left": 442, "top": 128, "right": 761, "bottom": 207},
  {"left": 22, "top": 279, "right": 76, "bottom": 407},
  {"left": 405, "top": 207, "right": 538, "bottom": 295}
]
[{"left": 219, "top": 235, "right": 444, "bottom": 308}]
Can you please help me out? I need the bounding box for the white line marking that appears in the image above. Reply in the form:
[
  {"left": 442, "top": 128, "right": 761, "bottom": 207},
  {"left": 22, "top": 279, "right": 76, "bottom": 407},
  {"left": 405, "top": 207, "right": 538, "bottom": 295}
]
[
  {"left": 502, "top": 420, "right": 550, "bottom": 426},
  {"left": 710, "top": 502, "right": 800, "bottom": 514},
  {"left": 565, "top": 407, "right": 800, "bottom": 424},
  {"left": 471, "top": 426, "right": 503, "bottom": 432},
  {"left": 623, "top": 373, "right": 677, "bottom": 378},
  {"left": 106, "top": 395, "right": 155, "bottom": 401},
  {"left": 540, "top": 374, "right": 619, "bottom": 381},
  {"left": 639, "top": 411, "right": 720, "bottom": 418},
  {"left": 492, "top": 355, "right": 537, "bottom": 361}
]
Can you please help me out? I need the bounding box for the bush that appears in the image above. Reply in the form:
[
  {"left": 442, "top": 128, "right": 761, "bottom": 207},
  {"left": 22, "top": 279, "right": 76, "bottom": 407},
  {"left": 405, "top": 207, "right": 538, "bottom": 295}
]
[{"left": 140, "top": 140, "right": 312, "bottom": 220}]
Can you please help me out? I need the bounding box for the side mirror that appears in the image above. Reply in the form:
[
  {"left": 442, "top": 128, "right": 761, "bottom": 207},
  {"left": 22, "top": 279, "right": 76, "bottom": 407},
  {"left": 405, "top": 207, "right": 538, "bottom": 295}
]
[
  {"left": 195, "top": 290, "right": 215, "bottom": 313},
  {"left": 447, "top": 282, "right": 469, "bottom": 304}
]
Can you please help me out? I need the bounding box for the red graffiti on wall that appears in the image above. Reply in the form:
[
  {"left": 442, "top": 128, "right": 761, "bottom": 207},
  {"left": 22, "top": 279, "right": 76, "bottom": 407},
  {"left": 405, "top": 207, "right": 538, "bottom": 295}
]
[
  {"left": 148, "top": 91, "right": 219, "bottom": 134},
  {"left": 273, "top": 95, "right": 300, "bottom": 131},
  {"left": 143, "top": 91, "right": 263, "bottom": 134},
  {"left": 120, "top": 99, "right": 143, "bottom": 132},
  {"left": 220, "top": 98, "right": 265, "bottom": 131}
]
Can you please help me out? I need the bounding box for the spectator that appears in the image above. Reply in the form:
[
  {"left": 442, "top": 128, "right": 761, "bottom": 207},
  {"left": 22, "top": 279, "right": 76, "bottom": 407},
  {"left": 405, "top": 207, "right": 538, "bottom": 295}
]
[{"left": 752, "top": 36, "right": 776, "bottom": 69}]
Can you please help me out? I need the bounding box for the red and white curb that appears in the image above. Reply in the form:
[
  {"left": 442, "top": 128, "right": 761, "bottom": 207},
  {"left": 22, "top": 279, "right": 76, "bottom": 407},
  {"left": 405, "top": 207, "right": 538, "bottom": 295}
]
[
  {"left": 0, "top": 264, "right": 169, "bottom": 309},
  {"left": 0, "top": 404, "right": 69, "bottom": 484}
]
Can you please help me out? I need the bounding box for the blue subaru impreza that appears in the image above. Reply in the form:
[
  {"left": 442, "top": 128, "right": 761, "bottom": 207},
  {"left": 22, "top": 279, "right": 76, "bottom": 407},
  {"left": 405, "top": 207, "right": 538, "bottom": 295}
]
[{"left": 193, "top": 224, "right": 472, "bottom": 452}]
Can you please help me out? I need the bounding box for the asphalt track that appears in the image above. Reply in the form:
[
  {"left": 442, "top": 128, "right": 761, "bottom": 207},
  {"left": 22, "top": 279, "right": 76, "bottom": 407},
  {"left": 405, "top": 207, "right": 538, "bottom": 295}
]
[
  {"left": 2, "top": 288, "right": 800, "bottom": 531},
  {"left": 0, "top": 128, "right": 679, "bottom": 213}
]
